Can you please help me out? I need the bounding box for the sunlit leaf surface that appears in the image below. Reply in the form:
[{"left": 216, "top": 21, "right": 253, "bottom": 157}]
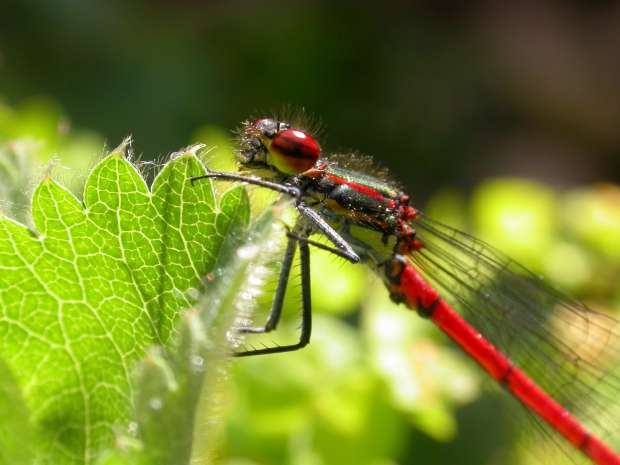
[{"left": 0, "top": 142, "right": 249, "bottom": 464}]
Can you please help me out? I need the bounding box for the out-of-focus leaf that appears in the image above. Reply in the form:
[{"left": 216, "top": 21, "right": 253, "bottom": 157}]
[
  {"left": 0, "top": 98, "right": 104, "bottom": 192},
  {"left": 0, "top": 141, "right": 37, "bottom": 224},
  {"left": 424, "top": 188, "right": 468, "bottom": 232},
  {"left": 224, "top": 316, "right": 407, "bottom": 465},
  {"left": 310, "top": 241, "right": 366, "bottom": 315},
  {"left": 471, "top": 179, "right": 556, "bottom": 270},
  {"left": 363, "top": 285, "right": 479, "bottom": 441},
  {"left": 562, "top": 184, "right": 620, "bottom": 260},
  {"left": 543, "top": 241, "right": 594, "bottom": 291}
]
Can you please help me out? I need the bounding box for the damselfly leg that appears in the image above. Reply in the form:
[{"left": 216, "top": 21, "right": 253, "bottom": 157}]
[
  {"left": 190, "top": 171, "right": 360, "bottom": 263},
  {"left": 193, "top": 170, "right": 358, "bottom": 356},
  {"left": 233, "top": 232, "right": 313, "bottom": 357}
]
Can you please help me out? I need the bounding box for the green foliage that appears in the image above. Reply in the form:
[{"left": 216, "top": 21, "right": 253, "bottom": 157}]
[
  {"left": 471, "top": 179, "right": 556, "bottom": 270},
  {"left": 0, "top": 141, "right": 251, "bottom": 464},
  {"left": 0, "top": 98, "right": 104, "bottom": 186},
  {"left": 0, "top": 357, "right": 34, "bottom": 465}
]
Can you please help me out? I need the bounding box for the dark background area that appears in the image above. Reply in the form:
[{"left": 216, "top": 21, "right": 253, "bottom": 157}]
[{"left": 2, "top": 0, "right": 620, "bottom": 203}]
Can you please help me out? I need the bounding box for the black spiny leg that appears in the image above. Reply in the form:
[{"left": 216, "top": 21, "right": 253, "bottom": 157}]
[
  {"left": 190, "top": 171, "right": 301, "bottom": 198},
  {"left": 285, "top": 231, "right": 361, "bottom": 262},
  {"left": 237, "top": 234, "right": 296, "bottom": 336},
  {"left": 194, "top": 171, "right": 355, "bottom": 356},
  {"left": 233, "top": 236, "right": 312, "bottom": 357},
  {"left": 191, "top": 170, "right": 359, "bottom": 264}
]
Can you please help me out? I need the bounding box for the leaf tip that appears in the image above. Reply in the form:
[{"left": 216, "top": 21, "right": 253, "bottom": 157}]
[
  {"left": 187, "top": 143, "right": 206, "bottom": 156},
  {"left": 108, "top": 136, "right": 132, "bottom": 160},
  {"left": 40, "top": 174, "right": 53, "bottom": 185},
  {"left": 37, "top": 174, "right": 63, "bottom": 192},
  {"left": 169, "top": 143, "right": 206, "bottom": 160}
]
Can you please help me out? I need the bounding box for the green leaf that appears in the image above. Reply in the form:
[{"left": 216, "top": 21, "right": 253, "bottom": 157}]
[
  {"left": 102, "top": 209, "right": 285, "bottom": 465},
  {"left": 0, "top": 141, "right": 250, "bottom": 464},
  {"left": 0, "top": 357, "right": 34, "bottom": 465}
]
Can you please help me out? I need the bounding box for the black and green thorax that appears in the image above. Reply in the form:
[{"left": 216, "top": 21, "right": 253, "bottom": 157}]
[{"left": 294, "top": 161, "right": 417, "bottom": 240}]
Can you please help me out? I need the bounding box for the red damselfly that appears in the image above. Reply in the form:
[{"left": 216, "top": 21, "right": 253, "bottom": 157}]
[{"left": 191, "top": 116, "right": 620, "bottom": 465}]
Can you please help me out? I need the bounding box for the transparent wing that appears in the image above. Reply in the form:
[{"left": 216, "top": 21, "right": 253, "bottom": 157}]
[{"left": 410, "top": 212, "right": 620, "bottom": 461}]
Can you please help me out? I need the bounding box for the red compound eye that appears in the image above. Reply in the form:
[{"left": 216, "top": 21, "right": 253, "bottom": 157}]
[{"left": 269, "top": 128, "right": 320, "bottom": 174}]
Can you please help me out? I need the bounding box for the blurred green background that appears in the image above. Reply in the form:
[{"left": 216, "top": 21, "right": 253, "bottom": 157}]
[{"left": 1, "top": 1, "right": 620, "bottom": 465}]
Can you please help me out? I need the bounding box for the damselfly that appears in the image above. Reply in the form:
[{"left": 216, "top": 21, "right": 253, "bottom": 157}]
[{"left": 191, "top": 116, "right": 620, "bottom": 465}]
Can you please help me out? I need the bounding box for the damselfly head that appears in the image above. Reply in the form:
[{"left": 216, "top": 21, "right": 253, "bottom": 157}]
[
  {"left": 238, "top": 118, "right": 321, "bottom": 176},
  {"left": 236, "top": 118, "right": 271, "bottom": 172},
  {"left": 245, "top": 118, "right": 289, "bottom": 139}
]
